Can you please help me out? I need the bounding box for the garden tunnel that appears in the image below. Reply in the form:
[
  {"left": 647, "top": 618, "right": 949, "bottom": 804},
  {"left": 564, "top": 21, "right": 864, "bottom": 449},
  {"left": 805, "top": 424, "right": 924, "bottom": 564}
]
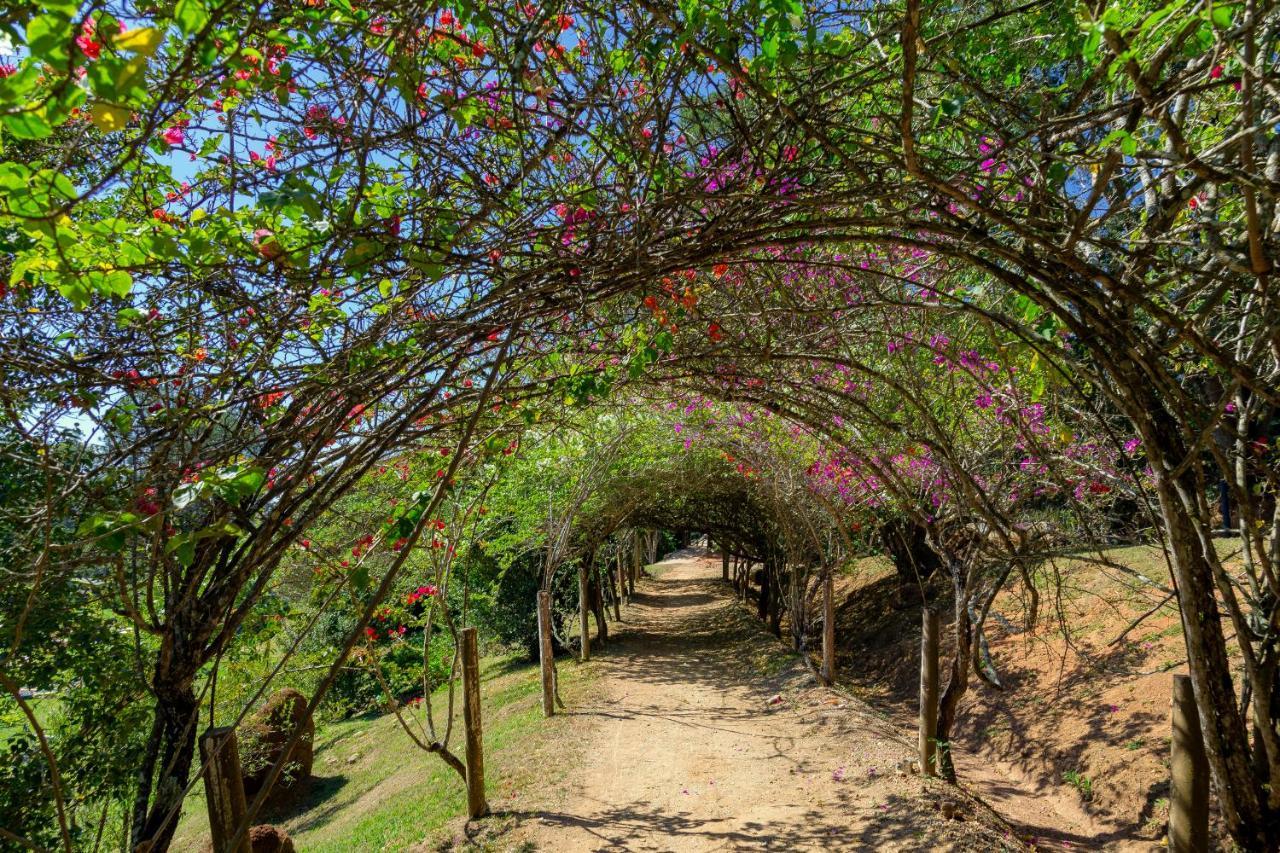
[{"left": 2, "top": 0, "right": 1278, "bottom": 850}]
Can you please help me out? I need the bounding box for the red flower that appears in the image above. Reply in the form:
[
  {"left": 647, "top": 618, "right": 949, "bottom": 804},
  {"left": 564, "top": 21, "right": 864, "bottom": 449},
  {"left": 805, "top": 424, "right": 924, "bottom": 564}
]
[{"left": 75, "top": 22, "right": 101, "bottom": 60}]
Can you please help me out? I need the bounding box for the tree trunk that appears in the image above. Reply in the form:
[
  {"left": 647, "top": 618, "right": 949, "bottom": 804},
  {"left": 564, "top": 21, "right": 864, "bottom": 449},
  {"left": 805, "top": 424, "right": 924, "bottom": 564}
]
[
  {"left": 1158, "top": 468, "right": 1270, "bottom": 848},
  {"left": 767, "top": 562, "right": 784, "bottom": 638},
  {"left": 460, "top": 627, "right": 489, "bottom": 819},
  {"left": 132, "top": 686, "right": 199, "bottom": 853},
  {"left": 935, "top": 562, "right": 971, "bottom": 783},
  {"left": 589, "top": 573, "right": 608, "bottom": 645},
  {"left": 578, "top": 560, "right": 590, "bottom": 662},
  {"left": 788, "top": 567, "right": 803, "bottom": 650},
  {"left": 879, "top": 519, "right": 940, "bottom": 605},
  {"left": 610, "top": 553, "right": 622, "bottom": 620},
  {"left": 822, "top": 573, "right": 836, "bottom": 684}
]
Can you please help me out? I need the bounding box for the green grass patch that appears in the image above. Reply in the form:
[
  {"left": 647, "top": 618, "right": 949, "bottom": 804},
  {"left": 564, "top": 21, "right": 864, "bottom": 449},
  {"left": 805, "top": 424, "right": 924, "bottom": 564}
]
[{"left": 172, "top": 652, "right": 595, "bottom": 851}]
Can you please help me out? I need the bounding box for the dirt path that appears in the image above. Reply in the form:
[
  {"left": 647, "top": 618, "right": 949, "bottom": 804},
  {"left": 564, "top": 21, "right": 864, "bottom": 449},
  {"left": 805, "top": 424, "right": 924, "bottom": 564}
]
[{"left": 510, "top": 553, "right": 1020, "bottom": 852}]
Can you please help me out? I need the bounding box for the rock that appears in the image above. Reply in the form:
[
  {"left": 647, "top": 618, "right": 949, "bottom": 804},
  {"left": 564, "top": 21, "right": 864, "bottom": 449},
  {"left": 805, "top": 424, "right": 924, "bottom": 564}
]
[
  {"left": 248, "top": 824, "right": 295, "bottom": 853},
  {"left": 200, "top": 825, "right": 294, "bottom": 853},
  {"left": 347, "top": 753, "right": 359, "bottom": 765},
  {"left": 240, "top": 688, "right": 314, "bottom": 801}
]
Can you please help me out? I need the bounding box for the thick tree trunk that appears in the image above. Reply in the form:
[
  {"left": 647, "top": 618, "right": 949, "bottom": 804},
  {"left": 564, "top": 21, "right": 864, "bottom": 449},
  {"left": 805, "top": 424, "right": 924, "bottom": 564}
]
[
  {"left": 1158, "top": 468, "right": 1271, "bottom": 849},
  {"left": 132, "top": 686, "right": 199, "bottom": 852}
]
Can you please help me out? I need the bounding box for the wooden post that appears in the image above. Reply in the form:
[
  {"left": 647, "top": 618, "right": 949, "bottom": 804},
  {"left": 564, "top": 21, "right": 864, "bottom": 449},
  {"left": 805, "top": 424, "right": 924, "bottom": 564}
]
[
  {"left": 822, "top": 572, "right": 836, "bottom": 684},
  {"left": 578, "top": 560, "right": 590, "bottom": 661},
  {"left": 611, "top": 552, "right": 622, "bottom": 620},
  {"left": 199, "top": 727, "right": 250, "bottom": 853},
  {"left": 460, "top": 627, "right": 489, "bottom": 819},
  {"left": 920, "top": 608, "right": 940, "bottom": 777},
  {"left": 757, "top": 563, "right": 770, "bottom": 620},
  {"left": 788, "top": 565, "right": 801, "bottom": 649},
  {"left": 722, "top": 550, "right": 730, "bottom": 582},
  {"left": 1170, "top": 674, "right": 1209, "bottom": 852},
  {"left": 537, "top": 590, "right": 555, "bottom": 718}
]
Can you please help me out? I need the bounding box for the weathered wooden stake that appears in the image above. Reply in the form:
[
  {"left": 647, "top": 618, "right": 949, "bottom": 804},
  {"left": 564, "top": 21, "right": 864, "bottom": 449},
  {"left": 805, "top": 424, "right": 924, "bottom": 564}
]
[
  {"left": 578, "top": 561, "right": 590, "bottom": 661},
  {"left": 460, "top": 627, "right": 489, "bottom": 819},
  {"left": 537, "top": 590, "right": 555, "bottom": 718},
  {"left": 1169, "top": 674, "right": 1208, "bottom": 852},
  {"left": 822, "top": 572, "right": 836, "bottom": 685},
  {"left": 199, "top": 727, "right": 250, "bottom": 853},
  {"left": 919, "top": 608, "right": 940, "bottom": 777},
  {"left": 612, "top": 552, "right": 623, "bottom": 619}
]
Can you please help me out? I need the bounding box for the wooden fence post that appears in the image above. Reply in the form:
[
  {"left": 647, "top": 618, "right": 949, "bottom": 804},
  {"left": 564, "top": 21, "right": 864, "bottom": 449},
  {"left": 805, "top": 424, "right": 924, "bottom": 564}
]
[
  {"left": 578, "top": 561, "right": 590, "bottom": 661},
  {"left": 537, "top": 590, "right": 555, "bottom": 718},
  {"left": 612, "top": 552, "right": 623, "bottom": 619},
  {"left": 920, "top": 608, "right": 940, "bottom": 777},
  {"left": 461, "top": 627, "right": 489, "bottom": 819},
  {"left": 822, "top": 572, "right": 836, "bottom": 684},
  {"left": 1169, "top": 674, "right": 1209, "bottom": 852},
  {"left": 199, "top": 727, "right": 250, "bottom": 853}
]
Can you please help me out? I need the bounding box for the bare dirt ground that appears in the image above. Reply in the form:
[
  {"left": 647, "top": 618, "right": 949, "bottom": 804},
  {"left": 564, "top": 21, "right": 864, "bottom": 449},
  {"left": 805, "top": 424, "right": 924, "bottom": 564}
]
[
  {"left": 828, "top": 545, "right": 1219, "bottom": 851},
  {"left": 507, "top": 553, "right": 1020, "bottom": 852}
]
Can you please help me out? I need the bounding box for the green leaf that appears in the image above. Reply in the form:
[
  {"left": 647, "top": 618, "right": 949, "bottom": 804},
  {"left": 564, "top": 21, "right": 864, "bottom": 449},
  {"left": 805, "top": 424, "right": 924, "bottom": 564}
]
[
  {"left": 1, "top": 109, "right": 53, "bottom": 140},
  {"left": 174, "top": 0, "right": 211, "bottom": 37},
  {"left": 172, "top": 481, "right": 206, "bottom": 510},
  {"left": 55, "top": 277, "right": 92, "bottom": 309},
  {"left": 165, "top": 532, "right": 197, "bottom": 567},
  {"left": 25, "top": 14, "right": 72, "bottom": 65}
]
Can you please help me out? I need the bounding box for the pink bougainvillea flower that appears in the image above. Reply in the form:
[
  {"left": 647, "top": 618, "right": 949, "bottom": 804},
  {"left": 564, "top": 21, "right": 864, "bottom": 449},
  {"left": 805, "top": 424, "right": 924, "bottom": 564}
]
[{"left": 75, "top": 22, "right": 101, "bottom": 60}]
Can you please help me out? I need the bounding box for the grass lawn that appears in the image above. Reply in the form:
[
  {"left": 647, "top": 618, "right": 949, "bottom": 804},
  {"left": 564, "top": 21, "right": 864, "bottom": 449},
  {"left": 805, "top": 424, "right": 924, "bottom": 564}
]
[{"left": 171, "top": 651, "right": 596, "bottom": 852}]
